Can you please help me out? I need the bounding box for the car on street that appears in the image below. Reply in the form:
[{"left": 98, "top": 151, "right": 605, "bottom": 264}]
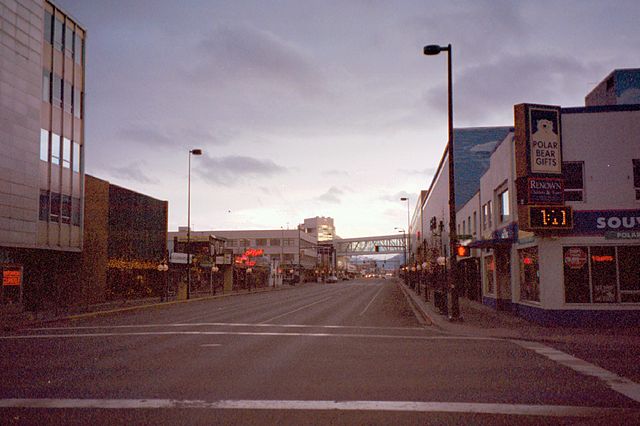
[{"left": 326, "top": 275, "right": 338, "bottom": 283}]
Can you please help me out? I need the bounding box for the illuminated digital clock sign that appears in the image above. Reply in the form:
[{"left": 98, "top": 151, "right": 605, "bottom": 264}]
[{"left": 528, "top": 206, "right": 573, "bottom": 230}]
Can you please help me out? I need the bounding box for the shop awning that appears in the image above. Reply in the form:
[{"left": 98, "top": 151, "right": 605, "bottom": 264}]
[{"left": 466, "top": 238, "right": 514, "bottom": 249}]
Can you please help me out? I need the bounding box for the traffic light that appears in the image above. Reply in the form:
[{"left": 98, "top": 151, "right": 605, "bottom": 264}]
[
  {"left": 374, "top": 245, "right": 379, "bottom": 252},
  {"left": 456, "top": 245, "right": 469, "bottom": 257}
]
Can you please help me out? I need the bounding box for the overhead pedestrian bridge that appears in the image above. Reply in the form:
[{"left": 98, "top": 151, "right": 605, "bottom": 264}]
[{"left": 333, "top": 234, "right": 406, "bottom": 256}]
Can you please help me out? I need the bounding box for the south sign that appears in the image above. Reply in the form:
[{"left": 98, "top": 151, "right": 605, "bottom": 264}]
[{"left": 571, "top": 209, "right": 640, "bottom": 235}]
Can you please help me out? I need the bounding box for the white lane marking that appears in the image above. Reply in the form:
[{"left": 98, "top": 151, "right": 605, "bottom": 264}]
[
  {"left": 258, "top": 296, "right": 334, "bottom": 324},
  {"left": 0, "top": 330, "right": 501, "bottom": 342},
  {"left": 29, "top": 322, "right": 424, "bottom": 332},
  {"left": 0, "top": 398, "right": 634, "bottom": 417},
  {"left": 200, "top": 344, "right": 221, "bottom": 347},
  {"left": 513, "top": 340, "right": 640, "bottom": 403},
  {"left": 359, "top": 286, "right": 385, "bottom": 316}
]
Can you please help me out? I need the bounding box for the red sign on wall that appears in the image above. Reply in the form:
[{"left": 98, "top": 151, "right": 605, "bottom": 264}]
[{"left": 2, "top": 269, "right": 22, "bottom": 286}]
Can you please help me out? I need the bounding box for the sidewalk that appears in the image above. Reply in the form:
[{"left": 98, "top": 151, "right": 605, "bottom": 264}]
[
  {"left": 399, "top": 280, "right": 640, "bottom": 345},
  {"left": 1, "top": 283, "right": 299, "bottom": 331}
]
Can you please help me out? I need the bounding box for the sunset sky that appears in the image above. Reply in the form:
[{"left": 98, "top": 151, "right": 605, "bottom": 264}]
[{"left": 55, "top": 0, "right": 640, "bottom": 237}]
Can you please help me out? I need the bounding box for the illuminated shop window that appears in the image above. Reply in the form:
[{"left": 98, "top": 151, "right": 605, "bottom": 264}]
[
  {"left": 484, "top": 254, "right": 495, "bottom": 294},
  {"left": 519, "top": 247, "right": 539, "bottom": 302},
  {"left": 563, "top": 246, "right": 640, "bottom": 304}
]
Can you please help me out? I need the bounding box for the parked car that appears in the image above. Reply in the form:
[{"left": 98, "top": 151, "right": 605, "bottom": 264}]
[{"left": 326, "top": 275, "right": 338, "bottom": 283}]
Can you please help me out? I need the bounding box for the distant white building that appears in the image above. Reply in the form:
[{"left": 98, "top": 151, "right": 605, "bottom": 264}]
[{"left": 168, "top": 228, "right": 318, "bottom": 272}]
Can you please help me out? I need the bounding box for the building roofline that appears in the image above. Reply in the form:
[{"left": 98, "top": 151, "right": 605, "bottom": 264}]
[{"left": 562, "top": 104, "right": 640, "bottom": 114}]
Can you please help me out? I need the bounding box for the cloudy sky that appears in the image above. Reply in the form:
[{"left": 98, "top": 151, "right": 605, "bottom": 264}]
[{"left": 55, "top": 0, "right": 640, "bottom": 237}]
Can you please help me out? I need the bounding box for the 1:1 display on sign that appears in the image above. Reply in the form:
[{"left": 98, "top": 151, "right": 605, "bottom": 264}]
[{"left": 528, "top": 206, "right": 573, "bottom": 230}]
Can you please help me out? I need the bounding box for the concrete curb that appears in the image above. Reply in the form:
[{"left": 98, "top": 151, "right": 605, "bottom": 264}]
[
  {"left": 397, "top": 280, "right": 434, "bottom": 328},
  {"left": 3, "top": 284, "right": 299, "bottom": 329}
]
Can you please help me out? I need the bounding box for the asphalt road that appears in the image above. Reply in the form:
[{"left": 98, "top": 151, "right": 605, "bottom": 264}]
[{"left": 1, "top": 278, "right": 639, "bottom": 425}]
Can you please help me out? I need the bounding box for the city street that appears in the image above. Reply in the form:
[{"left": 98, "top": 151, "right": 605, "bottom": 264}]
[{"left": 1, "top": 279, "right": 639, "bottom": 424}]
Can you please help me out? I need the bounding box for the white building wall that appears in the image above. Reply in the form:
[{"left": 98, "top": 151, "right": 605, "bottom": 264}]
[
  {"left": 562, "top": 109, "right": 640, "bottom": 209},
  {"left": 421, "top": 156, "right": 451, "bottom": 255}
]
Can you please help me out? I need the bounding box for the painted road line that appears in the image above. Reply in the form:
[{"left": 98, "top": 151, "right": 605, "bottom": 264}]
[
  {"left": 359, "top": 285, "right": 385, "bottom": 316},
  {"left": 0, "top": 398, "right": 635, "bottom": 417},
  {"left": 0, "top": 330, "right": 501, "bottom": 341},
  {"left": 258, "top": 296, "right": 334, "bottom": 324},
  {"left": 28, "top": 322, "right": 425, "bottom": 332},
  {"left": 513, "top": 340, "right": 640, "bottom": 403},
  {"left": 200, "top": 344, "right": 221, "bottom": 347}
]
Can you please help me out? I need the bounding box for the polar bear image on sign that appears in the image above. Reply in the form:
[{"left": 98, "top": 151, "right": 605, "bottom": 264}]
[
  {"left": 530, "top": 117, "right": 561, "bottom": 173},
  {"left": 532, "top": 119, "right": 557, "bottom": 141}
]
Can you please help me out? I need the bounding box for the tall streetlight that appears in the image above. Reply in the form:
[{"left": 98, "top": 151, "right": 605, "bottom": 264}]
[
  {"left": 400, "top": 197, "right": 410, "bottom": 265},
  {"left": 423, "top": 43, "right": 460, "bottom": 321},
  {"left": 394, "top": 227, "right": 407, "bottom": 266},
  {"left": 187, "top": 148, "right": 202, "bottom": 300}
]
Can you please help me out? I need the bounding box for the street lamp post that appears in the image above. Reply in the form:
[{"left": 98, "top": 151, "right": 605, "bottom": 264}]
[
  {"left": 400, "top": 197, "right": 410, "bottom": 263},
  {"left": 187, "top": 148, "right": 202, "bottom": 300},
  {"left": 423, "top": 43, "right": 460, "bottom": 321},
  {"left": 157, "top": 261, "right": 168, "bottom": 302}
]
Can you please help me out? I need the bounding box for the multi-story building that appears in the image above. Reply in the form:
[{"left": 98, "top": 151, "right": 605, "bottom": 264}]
[
  {"left": 418, "top": 69, "right": 640, "bottom": 325},
  {"left": 302, "top": 216, "right": 335, "bottom": 242},
  {"left": 168, "top": 227, "right": 318, "bottom": 279},
  {"left": 0, "top": 0, "right": 85, "bottom": 309},
  {"left": 79, "top": 176, "right": 168, "bottom": 303}
]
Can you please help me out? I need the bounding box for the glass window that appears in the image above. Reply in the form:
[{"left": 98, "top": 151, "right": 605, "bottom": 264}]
[
  {"left": 462, "top": 220, "right": 466, "bottom": 235},
  {"left": 227, "top": 240, "right": 237, "bottom": 247},
  {"left": 61, "top": 195, "right": 71, "bottom": 224},
  {"left": 53, "top": 16, "right": 64, "bottom": 51},
  {"left": 50, "top": 192, "right": 60, "bottom": 221},
  {"left": 270, "top": 239, "right": 281, "bottom": 246},
  {"left": 487, "top": 201, "right": 492, "bottom": 227},
  {"left": 633, "top": 159, "right": 640, "bottom": 201},
  {"left": 499, "top": 189, "right": 509, "bottom": 222},
  {"left": 519, "top": 247, "right": 539, "bottom": 302},
  {"left": 51, "top": 133, "right": 60, "bottom": 165},
  {"left": 74, "top": 33, "right": 83, "bottom": 65},
  {"left": 256, "top": 239, "right": 267, "bottom": 246},
  {"left": 52, "top": 74, "right": 62, "bottom": 108},
  {"left": 44, "top": 11, "right": 53, "bottom": 43},
  {"left": 564, "top": 246, "right": 590, "bottom": 303},
  {"left": 563, "top": 161, "right": 584, "bottom": 202},
  {"left": 591, "top": 246, "right": 617, "bottom": 303},
  {"left": 73, "top": 88, "right": 82, "bottom": 118},
  {"left": 62, "top": 138, "right": 71, "bottom": 168},
  {"left": 40, "top": 129, "right": 49, "bottom": 162},
  {"left": 482, "top": 204, "right": 488, "bottom": 230},
  {"left": 42, "top": 70, "right": 50, "bottom": 102},
  {"left": 71, "top": 197, "right": 81, "bottom": 226},
  {"left": 473, "top": 212, "right": 477, "bottom": 236},
  {"left": 484, "top": 254, "right": 495, "bottom": 294},
  {"left": 619, "top": 246, "right": 640, "bottom": 291},
  {"left": 63, "top": 81, "right": 72, "bottom": 113},
  {"left": 39, "top": 190, "right": 49, "bottom": 221},
  {"left": 72, "top": 142, "right": 80, "bottom": 172},
  {"left": 64, "top": 23, "right": 74, "bottom": 57}
]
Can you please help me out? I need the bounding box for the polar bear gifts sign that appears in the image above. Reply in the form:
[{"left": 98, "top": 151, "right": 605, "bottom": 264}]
[{"left": 528, "top": 106, "right": 562, "bottom": 174}]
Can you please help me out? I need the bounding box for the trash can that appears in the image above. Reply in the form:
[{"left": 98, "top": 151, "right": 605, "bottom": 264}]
[{"left": 434, "top": 290, "right": 448, "bottom": 315}]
